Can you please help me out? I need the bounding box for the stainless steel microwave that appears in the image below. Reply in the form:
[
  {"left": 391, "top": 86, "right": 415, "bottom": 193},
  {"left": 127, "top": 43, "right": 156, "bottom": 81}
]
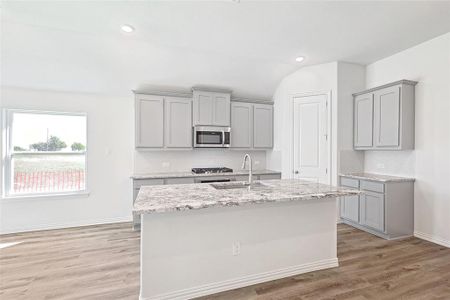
[{"left": 193, "top": 126, "right": 231, "bottom": 148}]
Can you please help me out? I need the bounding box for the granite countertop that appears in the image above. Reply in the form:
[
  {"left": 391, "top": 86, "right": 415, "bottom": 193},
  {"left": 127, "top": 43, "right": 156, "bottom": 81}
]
[
  {"left": 133, "top": 179, "right": 360, "bottom": 214},
  {"left": 339, "top": 172, "right": 415, "bottom": 182},
  {"left": 131, "top": 169, "right": 281, "bottom": 180}
]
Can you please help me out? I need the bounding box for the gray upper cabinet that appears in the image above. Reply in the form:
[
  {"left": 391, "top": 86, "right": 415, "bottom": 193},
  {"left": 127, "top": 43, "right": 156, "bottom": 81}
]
[
  {"left": 231, "top": 102, "right": 253, "bottom": 148},
  {"left": 164, "top": 97, "right": 192, "bottom": 148},
  {"left": 230, "top": 102, "right": 273, "bottom": 149},
  {"left": 135, "top": 95, "right": 164, "bottom": 148},
  {"left": 373, "top": 86, "right": 402, "bottom": 148},
  {"left": 353, "top": 80, "right": 417, "bottom": 150},
  {"left": 354, "top": 93, "right": 374, "bottom": 148},
  {"left": 253, "top": 104, "right": 273, "bottom": 148},
  {"left": 135, "top": 94, "right": 193, "bottom": 149},
  {"left": 193, "top": 90, "right": 230, "bottom": 126}
]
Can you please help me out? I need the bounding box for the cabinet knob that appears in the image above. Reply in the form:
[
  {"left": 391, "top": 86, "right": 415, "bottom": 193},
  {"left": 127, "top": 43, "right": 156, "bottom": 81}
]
[{"left": 294, "top": 170, "right": 299, "bottom": 174}]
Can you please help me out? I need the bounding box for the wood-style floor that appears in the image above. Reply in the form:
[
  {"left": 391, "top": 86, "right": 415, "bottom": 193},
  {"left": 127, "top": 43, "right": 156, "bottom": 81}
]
[{"left": 1, "top": 223, "right": 449, "bottom": 300}]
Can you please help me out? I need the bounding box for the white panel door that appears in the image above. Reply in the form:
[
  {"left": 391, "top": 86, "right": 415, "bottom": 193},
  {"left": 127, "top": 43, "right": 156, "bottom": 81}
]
[
  {"left": 374, "top": 86, "right": 401, "bottom": 148},
  {"left": 293, "top": 94, "right": 329, "bottom": 183},
  {"left": 164, "top": 97, "right": 192, "bottom": 148},
  {"left": 135, "top": 95, "right": 164, "bottom": 148},
  {"left": 354, "top": 93, "right": 374, "bottom": 148}
]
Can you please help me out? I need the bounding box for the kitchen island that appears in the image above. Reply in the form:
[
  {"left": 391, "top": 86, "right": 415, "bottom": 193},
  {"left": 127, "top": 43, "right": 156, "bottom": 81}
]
[{"left": 134, "top": 179, "right": 359, "bottom": 300}]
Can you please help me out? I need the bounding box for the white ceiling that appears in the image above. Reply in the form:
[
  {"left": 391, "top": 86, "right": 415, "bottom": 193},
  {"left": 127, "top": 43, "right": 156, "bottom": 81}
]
[{"left": 2, "top": 1, "right": 450, "bottom": 99}]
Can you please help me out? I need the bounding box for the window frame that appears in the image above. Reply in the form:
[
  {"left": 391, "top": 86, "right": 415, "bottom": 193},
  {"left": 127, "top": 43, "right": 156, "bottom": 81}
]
[{"left": 2, "top": 108, "right": 89, "bottom": 199}]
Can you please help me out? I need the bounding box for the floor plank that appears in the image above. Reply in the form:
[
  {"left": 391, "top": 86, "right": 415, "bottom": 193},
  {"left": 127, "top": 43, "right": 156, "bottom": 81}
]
[{"left": 1, "top": 223, "right": 449, "bottom": 299}]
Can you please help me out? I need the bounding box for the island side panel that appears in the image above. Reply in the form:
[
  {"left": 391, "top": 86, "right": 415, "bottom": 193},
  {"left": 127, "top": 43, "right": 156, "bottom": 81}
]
[{"left": 140, "top": 199, "right": 338, "bottom": 300}]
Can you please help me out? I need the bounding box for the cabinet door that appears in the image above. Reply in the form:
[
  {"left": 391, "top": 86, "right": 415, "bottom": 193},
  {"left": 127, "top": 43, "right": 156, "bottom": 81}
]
[
  {"left": 193, "top": 92, "right": 214, "bottom": 125},
  {"left": 213, "top": 94, "right": 231, "bottom": 126},
  {"left": 253, "top": 104, "right": 273, "bottom": 148},
  {"left": 342, "top": 195, "right": 359, "bottom": 223},
  {"left": 135, "top": 95, "right": 164, "bottom": 148},
  {"left": 360, "top": 191, "right": 385, "bottom": 232},
  {"left": 354, "top": 93, "right": 374, "bottom": 148},
  {"left": 165, "top": 97, "right": 192, "bottom": 148},
  {"left": 231, "top": 102, "right": 253, "bottom": 148},
  {"left": 374, "top": 86, "right": 401, "bottom": 148}
]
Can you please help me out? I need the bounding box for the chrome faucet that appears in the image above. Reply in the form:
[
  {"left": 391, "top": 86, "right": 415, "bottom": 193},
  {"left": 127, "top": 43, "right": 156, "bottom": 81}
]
[{"left": 241, "top": 153, "right": 253, "bottom": 185}]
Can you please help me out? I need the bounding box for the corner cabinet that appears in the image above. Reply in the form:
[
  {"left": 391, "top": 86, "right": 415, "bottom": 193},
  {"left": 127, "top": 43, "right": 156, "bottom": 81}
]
[
  {"left": 135, "top": 94, "right": 192, "bottom": 149},
  {"left": 231, "top": 102, "right": 273, "bottom": 149},
  {"left": 193, "top": 90, "right": 231, "bottom": 126},
  {"left": 353, "top": 80, "right": 417, "bottom": 150}
]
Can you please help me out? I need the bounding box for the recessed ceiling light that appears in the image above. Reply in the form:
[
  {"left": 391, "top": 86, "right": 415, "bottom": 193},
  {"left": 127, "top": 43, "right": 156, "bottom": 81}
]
[
  {"left": 121, "top": 24, "right": 135, "bottom": 33},
  {"left": 295, "top": 56, "right": 305, "bottom": 63}
]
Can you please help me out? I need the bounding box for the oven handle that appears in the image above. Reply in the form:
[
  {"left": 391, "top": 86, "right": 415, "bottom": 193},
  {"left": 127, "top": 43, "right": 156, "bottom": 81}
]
[{"left": 222, "top": 131, "right": 225, "bottom": 147}]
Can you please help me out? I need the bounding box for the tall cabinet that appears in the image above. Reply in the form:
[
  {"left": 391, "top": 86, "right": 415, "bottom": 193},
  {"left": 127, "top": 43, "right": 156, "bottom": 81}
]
[{"left": 353, "top": 80, "right": 417, "bottom": 150}]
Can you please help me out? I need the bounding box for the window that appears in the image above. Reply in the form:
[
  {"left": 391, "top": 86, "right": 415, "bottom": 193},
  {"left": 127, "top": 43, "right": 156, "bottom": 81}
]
[{"left": 3, "top": 109, "right": 87, "bottom": 197}]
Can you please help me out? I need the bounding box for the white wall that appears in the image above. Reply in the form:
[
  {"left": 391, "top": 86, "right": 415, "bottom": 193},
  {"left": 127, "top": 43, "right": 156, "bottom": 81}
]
[
  {"left": 134, "top": 150, "right": 266, "bottom": 174},
  {"left": 267, "top": 62, "right": 338, "bottom": 182},
  {"left": 267, "top": 61, "right": 365, "bottom": 184},
  {"left": 364, "top": 32, "right": 450, "bottom": 246},
  {"left": 0, "top": 87, "right": 134, "bottom": 234}
]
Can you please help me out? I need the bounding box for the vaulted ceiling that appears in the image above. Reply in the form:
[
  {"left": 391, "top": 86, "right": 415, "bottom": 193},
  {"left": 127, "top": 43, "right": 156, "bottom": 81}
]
[{"left": 2, "top": 1, "right": 450, "bottom": 99}]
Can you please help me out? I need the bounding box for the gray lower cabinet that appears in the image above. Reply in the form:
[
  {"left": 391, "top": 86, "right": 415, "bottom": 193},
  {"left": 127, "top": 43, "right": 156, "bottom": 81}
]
[
  {"left": 340, "top": 176, "right": 414, "bottom": 239},
  {"left": 341, "top": 194, "right": 360, "bottom": 223},
  {"left": 360, "top": 191, "right": 384, "bottom": 232}
]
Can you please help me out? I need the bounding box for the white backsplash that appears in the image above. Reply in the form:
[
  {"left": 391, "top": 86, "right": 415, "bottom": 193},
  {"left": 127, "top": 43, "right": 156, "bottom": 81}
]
[
  {"left": 133, "top": 149, "right": 267, "bottom": 174},
  {"left": 364, "top": 150, "right": 415, "bottom": 177}
]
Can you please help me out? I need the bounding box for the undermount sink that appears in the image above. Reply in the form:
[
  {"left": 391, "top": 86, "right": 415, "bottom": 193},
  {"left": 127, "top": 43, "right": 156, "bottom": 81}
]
[{"left": 211, "top": 182, "right": 267, "bottom": 190}]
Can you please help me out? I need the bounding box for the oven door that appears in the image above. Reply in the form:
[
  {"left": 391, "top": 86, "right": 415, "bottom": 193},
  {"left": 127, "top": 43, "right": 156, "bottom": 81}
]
[{"left": 194, "top": 126, "right": 231, "bottom": 148}]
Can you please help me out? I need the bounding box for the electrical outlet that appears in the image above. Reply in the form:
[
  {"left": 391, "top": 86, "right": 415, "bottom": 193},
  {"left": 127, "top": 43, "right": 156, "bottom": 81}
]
[
  {"left": 232, "top": 242, "right": 241, "bottom": 256},
  {"left": 254, "top": 160, "right": 260, "bottom": 166},
  {"left": 377, "top": 163, "right": 385, "bottom": 169}
]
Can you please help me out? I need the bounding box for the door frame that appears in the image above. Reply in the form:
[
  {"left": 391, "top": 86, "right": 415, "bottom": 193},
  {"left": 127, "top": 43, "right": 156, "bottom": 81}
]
[{"left": 290, "top": 91, "right": 332, "bottom": 184}]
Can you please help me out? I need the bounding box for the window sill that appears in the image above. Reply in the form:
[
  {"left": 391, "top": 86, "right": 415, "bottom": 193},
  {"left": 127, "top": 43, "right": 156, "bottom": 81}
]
[{"left": 1, "top": 191, "right": 90, "bottom": 202}]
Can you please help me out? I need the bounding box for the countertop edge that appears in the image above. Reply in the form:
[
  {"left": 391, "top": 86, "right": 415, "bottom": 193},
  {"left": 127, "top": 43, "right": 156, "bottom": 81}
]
[
  {"left": 133, "top": 189, "right": 360, "bottom": 215},
  {"left": 131, "top": 169, "right": 282, "bottom": 180},
  {"left": 339, "top": 173, "right": 415, "bottom": 183}
]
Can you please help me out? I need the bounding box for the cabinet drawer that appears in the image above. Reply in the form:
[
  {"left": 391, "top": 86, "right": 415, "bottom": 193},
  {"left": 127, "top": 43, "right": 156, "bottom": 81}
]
[
  {"left": 165, "top": 178, "right": 195, "bottom": 185},
  {"left": 360, "top": 180, "right": 384, "bottom": 193},
  {"left": 340, "top": 177, "right": 359, "bottom": 188},
  {"left": 133, "top": 179, "right": 164, "bottom": 189}
]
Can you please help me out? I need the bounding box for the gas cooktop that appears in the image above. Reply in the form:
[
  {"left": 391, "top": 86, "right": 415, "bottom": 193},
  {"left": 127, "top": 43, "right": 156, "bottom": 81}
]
[{"left": 191, "top": 167, "right": 233, "bottom": 174}]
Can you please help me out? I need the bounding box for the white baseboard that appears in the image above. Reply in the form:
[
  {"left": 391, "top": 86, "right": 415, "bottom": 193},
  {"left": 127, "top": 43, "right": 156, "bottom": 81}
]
[
  {"left": 0, "top": 215, "right": 132, "bottom": 234},
  {"left": 140, "top": 258, "right": 339, "bottom": 300},
  {"left": 414, "top": 231, "right": 450, "bottom": 248}
]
